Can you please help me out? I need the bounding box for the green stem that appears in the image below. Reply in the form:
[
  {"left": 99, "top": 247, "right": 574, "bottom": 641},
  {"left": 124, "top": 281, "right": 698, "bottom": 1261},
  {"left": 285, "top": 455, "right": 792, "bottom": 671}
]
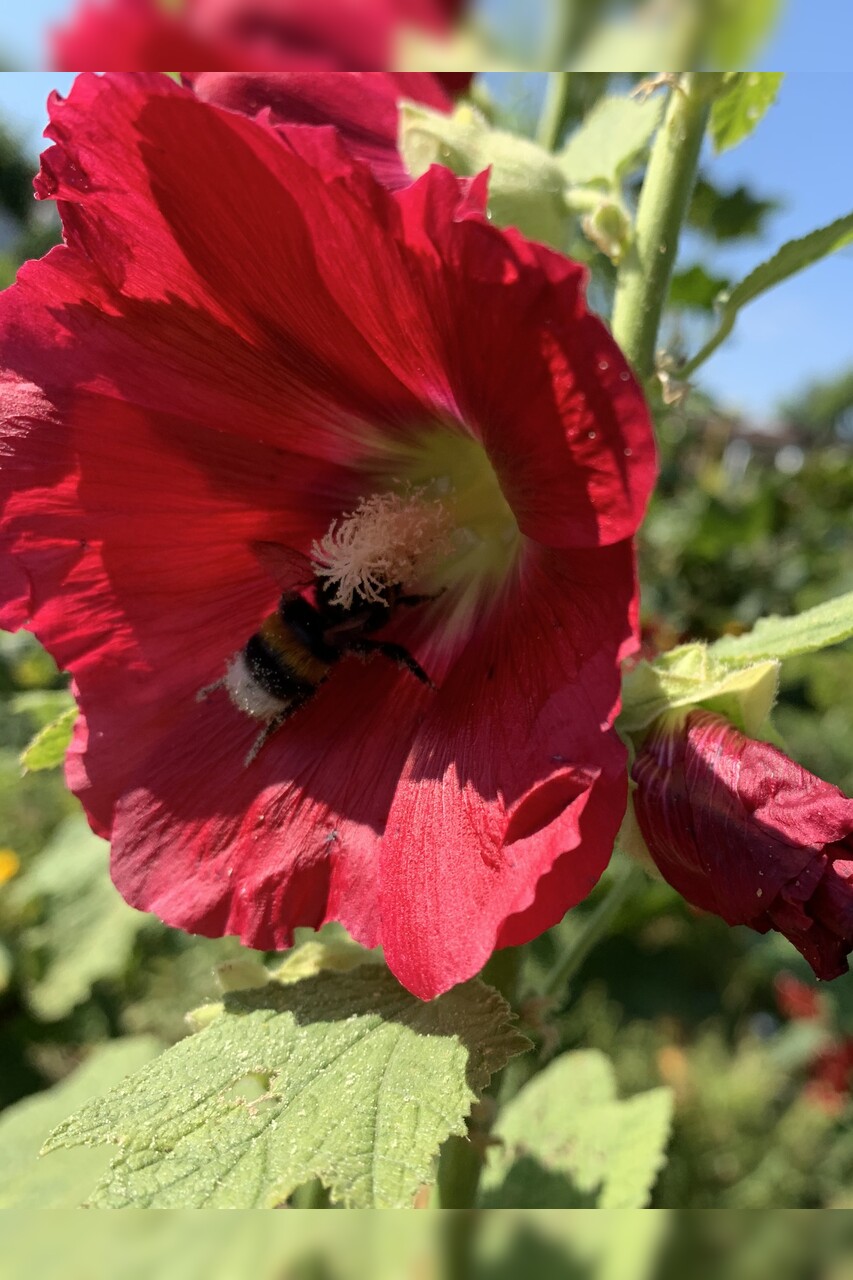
[
  {"left": 544, "top": 862, "right": 646, "bottom": 1001},
  {"left": 433, "top": 946, "right": 523, "bottom": 1210},
  {"left": 610, "top": 73, "right": 725, "bottom": 379},
  {"left": 536, "top": 72, "right": 572, "bottom": 151},
  {"left": 435, "top": 1135, "right": 482, "bottom": 1210},
  {"left": 439, "top": 1211, "right": 481, "bottom": 1280}
]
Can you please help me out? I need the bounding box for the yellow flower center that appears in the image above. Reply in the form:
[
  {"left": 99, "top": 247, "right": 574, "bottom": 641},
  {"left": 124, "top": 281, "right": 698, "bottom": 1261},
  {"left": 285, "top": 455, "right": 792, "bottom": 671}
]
[{"left": 313, "top": 427, "right": 521, "bottom": 621}]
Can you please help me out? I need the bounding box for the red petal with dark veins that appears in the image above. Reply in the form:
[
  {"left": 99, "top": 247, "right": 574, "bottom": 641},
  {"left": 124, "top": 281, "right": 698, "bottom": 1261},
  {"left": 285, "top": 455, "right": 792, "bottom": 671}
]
[
  {"left": 188, "top": 72, "right": 457, "bottom": 189},
  {"left": 633, "top": 711, "right": 853, "bottom": 981},
  {"left": 379, "top": 541, "right": 636, "bottom": 997}
]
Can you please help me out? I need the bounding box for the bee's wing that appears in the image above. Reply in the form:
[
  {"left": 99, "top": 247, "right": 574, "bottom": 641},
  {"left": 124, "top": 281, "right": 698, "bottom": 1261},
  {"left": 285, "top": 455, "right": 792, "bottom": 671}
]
[{"left": 249, "top": 541, "right": 315, "bottom": 593}]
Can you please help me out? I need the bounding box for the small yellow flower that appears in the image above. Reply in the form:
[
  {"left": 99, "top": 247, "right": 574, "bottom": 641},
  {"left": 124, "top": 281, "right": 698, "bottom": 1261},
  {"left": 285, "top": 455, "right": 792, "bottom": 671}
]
[{"left": 0, "top": 849, "right": 21, "bottom": 885}]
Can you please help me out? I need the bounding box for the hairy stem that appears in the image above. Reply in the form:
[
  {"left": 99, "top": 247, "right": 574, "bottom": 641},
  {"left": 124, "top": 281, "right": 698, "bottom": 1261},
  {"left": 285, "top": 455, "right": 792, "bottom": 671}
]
[
  {"left": 611, "top": 73, "right": 725, "bottom": 379},
  {"left": 536, "top": 72, "right": 572, "bottom": 151}
]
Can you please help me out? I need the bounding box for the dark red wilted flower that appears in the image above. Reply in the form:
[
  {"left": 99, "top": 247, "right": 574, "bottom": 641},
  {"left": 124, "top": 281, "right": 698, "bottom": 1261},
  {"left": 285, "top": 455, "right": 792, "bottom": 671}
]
[
  {"left": 51, "top": 0, "right": 462, "bottom": 72},
  {"left": 0, "top": 74, "right": 655, "bottom": 999},
  {"left": 187, "top": 71, "right": 470, "bottom": 189},
  {"left": 633, "top": 711, "right": 853, "bottom": 981}
]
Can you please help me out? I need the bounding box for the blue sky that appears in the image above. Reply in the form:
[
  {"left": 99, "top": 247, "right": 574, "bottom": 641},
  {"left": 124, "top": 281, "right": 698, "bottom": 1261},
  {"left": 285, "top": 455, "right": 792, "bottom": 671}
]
[{"left": 0, "top": 65, "right": 851, "bottom": 419}]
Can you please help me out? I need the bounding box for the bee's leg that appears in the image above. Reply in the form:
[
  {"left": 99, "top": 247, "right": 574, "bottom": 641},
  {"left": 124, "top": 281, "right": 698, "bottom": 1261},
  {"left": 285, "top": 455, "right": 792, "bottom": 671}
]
[
  {"left": 196, "top": 674, "right": 227, "bottom": 703},
  {"left": 244, "top": 713, "right": 288, "bottom": 768},
  {"left": 349, "top": 639, "right": 436, "bottom": 689}
]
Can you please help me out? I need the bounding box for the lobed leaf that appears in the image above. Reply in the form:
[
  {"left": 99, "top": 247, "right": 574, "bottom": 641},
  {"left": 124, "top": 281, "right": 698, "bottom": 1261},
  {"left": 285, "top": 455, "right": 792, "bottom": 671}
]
[
  {"left": 710, "top": 72, "right": 783, "bottom": 153},
  {"left": 43, "top": 966, "right": 530, "bottom": 1209},
  {"left": 0, "top": 1037, "right": 163, "bottom": 1209},
  {"left": 479, "top": 1050, "right": 673, "bottom": 1209},
  {"left": 559, "top": 93, "right": 664, "bottom": 189}
]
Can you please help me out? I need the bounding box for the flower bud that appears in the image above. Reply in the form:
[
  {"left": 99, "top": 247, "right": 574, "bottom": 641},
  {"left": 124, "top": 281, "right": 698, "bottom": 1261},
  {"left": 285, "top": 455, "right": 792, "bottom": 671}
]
[
  {"left": 631, "top": 710, "right": 853, "bottom": 980},
  {"left": 399, "top": 102, "right": 571, "bottom": 249},
  {"left": 580, "top": 199, "right": 631, "bottom": 264}
]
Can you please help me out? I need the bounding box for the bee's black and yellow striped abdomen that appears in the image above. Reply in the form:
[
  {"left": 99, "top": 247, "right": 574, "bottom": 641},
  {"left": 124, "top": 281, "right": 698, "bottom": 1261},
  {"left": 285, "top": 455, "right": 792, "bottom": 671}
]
[{"left": 246, "top": 599, "right": 333, "bottom": 703}]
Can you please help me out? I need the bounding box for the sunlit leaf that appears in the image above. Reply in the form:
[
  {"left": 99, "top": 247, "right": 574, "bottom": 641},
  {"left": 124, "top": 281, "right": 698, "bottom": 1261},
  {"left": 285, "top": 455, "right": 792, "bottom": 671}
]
[
  {"left": 684, "top": 211, "right": 853, "bottom": 374},
  {"left": 479, "top": 1050, "right": 673, "bottom": 1209},
  {"left": 711, "top": 73, "right": 784, "bottom": 153},
  {"left": 44, "top": 966, "right": 530, "bottom": 1208},
  {"left": 559, "top": 93, "right": 664, "bottom": 188}
]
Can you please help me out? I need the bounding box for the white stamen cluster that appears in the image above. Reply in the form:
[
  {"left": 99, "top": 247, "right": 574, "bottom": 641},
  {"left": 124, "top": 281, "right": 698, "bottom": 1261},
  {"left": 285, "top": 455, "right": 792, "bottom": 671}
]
[{"left": 311, "top": 488, "right": 452, "bottom": 608}]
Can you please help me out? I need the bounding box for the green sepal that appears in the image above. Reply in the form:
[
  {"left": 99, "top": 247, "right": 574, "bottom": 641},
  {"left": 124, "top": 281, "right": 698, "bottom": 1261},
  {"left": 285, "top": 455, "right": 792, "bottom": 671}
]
[
  {"left": 621, "top": 589, "right": 853, "bottom": 741},
  {"left": 619, "top": 644, "right": 779, "bottom": 739},
  {"left": 399, "top": 102, "right": 572, "bottom": 250}
]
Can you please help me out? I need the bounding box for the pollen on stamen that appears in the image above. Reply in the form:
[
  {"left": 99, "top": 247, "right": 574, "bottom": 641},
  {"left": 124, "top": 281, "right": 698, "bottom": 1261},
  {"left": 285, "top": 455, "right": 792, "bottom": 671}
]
[{"left": 310, "top": 488, "right": 453, "bottom": 608}]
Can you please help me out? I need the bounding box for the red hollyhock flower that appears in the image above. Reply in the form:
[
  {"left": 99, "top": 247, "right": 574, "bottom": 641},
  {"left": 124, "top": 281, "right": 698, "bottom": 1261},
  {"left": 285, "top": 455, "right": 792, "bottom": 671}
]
[
  {"left": 0, "top": 73, "right": 655, "bottom": 999},
  {"left": 50, "top": 0, "right": 462, "bottom": 71},
  {"left": 187, "top": 71, "right": 470, "bottom": 189},
  {"left": 632, "top": 711, "right": 853, "bottom": 981}
]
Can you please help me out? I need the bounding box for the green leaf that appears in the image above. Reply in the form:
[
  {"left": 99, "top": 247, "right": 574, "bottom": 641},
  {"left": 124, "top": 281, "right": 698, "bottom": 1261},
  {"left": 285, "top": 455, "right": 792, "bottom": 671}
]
[
  {"left": 669, "top": 264, "right": 730, "bottom": 312},
  {"left": 399, "top": 102, "right": 570, "bottom": 250},
  {"left": 619, "top": 643, "right": 779, "bottom": 737},
  {"left": 20, "top": 704, "right": 77, "bottom": 772},
  {"left": 709, "top": 0, "right": 783, "bottom": 67},
  {"left": 710, "top": 589, "right": 853, "bottom": 664},
  {"left": 9, "top": 815, "right": 149, "bottom": 1020},
  {"left": 44, "top": 966, "right": 530, "bottom": 1208},
  {"left": 711, "top": 73, "right": 783, "bottom": 153},
  {"left": 479, "top": 1050, "right": 673, "bottom": 1209},
  {"left": 0, "top": 1037, "right": 163, "bottom": 1209},
  {"left": 684, "top": 211, "right": 853, "bottom": 374},
  {"left": 559, "top": 94, "right": 664, "bottom": 188},
  {"left": 687, "top": 176, "right": 779, "bottom": 242}
]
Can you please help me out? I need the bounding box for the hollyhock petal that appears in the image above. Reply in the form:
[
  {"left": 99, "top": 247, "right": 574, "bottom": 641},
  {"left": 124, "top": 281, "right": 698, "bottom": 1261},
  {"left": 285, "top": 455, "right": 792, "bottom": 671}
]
[
  {"left": 187, "top": 71, "right": 458, "bottom": 189},
  {"left": 35, "top": 75, "right": 654, "bottom": 545},
  {"left": 50, "top": 0, "right": 240, "bottom": 72},
  {"left": 633, "top": 711, "right": 853, "bottom": 980},
  {"left": 380, "top": 541, "right": 636, "bottom": 998},
  {"left": 0, "top": 386, "right": 360, "bottom": 833},
  {"left": 110, "top": 656, "right": 434, "bottom": 952},
  {"left": 390, "top": 186, "right": 658, "bottom": 548},
  {"left": 52, "top": 0, "right": 466, "bottom": 72}
]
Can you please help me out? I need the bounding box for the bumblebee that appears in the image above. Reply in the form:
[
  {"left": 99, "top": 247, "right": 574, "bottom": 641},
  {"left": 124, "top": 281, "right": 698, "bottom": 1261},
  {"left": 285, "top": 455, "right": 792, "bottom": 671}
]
[{"left": 200, "top": 547, "right": 435, "bottom": 764}]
